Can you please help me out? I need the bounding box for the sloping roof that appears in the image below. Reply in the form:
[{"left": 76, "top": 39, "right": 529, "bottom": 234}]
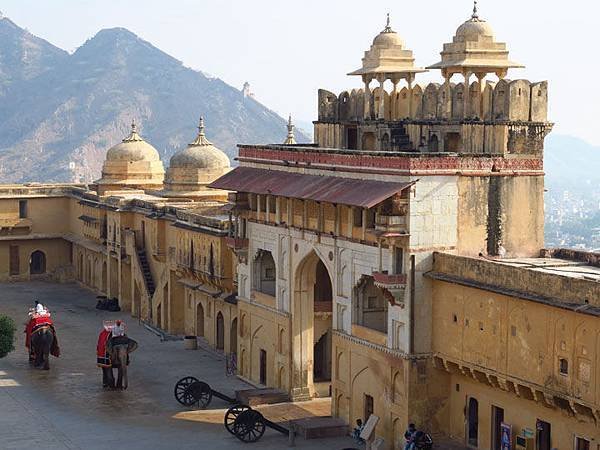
[{"left": 208, "top": 167, "right": 413, "bottom": 208}]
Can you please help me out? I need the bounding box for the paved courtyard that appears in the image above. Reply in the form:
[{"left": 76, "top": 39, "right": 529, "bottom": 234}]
[{"left": 0, "top": 281, "right": 357, "bottom": 450}]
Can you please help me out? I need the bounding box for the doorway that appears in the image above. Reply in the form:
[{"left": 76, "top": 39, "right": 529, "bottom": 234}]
[
  {"left": 156, "top": 303, "right": 162, "bottom": 329},
  {"left": 196, "top": 303, "right": 205, "bottom": 337},
  {"left": 259, "top": 349, "right": 267, "bottom": 385},
  {"left": 230, "top": 318, "right": 238, "bottom": 355},
  {"left": 216, "top": 312, "right": 224, "bottom": 351},
  {"left": 30, "top": 250, "right": 46, "bottom": 275},
  {"left": 491, "top": 405, "right": 504, "bottom": 450},
  {"left": 364, "top": 394, "right": 374, "bottom": 421},
  {"left": 536, "top": 420, "right": 551, "bottom": 450},
  {"left": 467, "top": 397, "right": 479, "bottom": 447},
  {"left": 575, "top": 437, "right": 590, "bottom": 450}
]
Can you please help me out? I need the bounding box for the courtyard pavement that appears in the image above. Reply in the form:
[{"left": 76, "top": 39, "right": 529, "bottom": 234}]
[{"left": 0, "top": 281, "right": 358, "bottom": 450}]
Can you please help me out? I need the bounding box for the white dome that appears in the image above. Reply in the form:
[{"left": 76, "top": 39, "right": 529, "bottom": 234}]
[{"left": 106, "top": 122, "right": 160, "bottom": 162}]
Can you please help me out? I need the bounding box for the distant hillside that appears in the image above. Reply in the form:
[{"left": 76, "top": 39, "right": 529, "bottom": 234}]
[
  {"left": 0, "top": 18, "right": 309, "bottom": 183},
  {"left": 544, "top": 134, "right": 600, "bottom": 189}
]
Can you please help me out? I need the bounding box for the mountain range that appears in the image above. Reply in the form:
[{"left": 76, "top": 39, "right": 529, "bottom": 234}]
[{"left": 0, "top": 16, "right": 309, "bottom": 183}]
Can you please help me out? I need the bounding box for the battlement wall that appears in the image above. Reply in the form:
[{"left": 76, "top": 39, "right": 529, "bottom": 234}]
[{"left": 318, "top": 79, "right": 548, "bottom": 124}]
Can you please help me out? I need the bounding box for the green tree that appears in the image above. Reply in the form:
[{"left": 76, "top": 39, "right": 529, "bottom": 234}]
[{"left": 0, "top": 315, "right": 16, "bottom": 358}]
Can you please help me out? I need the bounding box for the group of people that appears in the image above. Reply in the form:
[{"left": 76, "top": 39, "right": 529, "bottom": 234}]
[
  {"left": 352, "top": 419, "right": 431, "bottom": 449},
  {"left": 28, "top": 300, "right": 49, "bottom": 317}
]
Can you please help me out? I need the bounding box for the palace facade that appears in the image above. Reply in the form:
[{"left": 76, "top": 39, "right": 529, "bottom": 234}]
[{"left": 0, "top": 6, "right": 598, "bottom": 450}]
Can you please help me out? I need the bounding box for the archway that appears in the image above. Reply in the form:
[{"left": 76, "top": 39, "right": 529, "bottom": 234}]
[
  {"left": 29, "top": 250, "right": 46, "bottom": 275},
  {"left": 467, "top": 397, "right": 479, "bottom": 447},
  {"left": 253, "top": 250, "right": 276, "bottom": 296},
  {"left": 292, "top": 250, "right": 333, "bottom": 400},
  {"left": 230, "top": 318, "right": 238, "bottom": 355},
  {"left": 361, "top": 132, "right": 376, "bottom": 150},
  {"left": 216, "top": 312, "right": 224, "bottom": 351},
  {"left": 156, "top": 303, "right": 162, "bottom": 329},
  {"left": 101, "top": 261, "right": 107, "bottom": 293},
  {"left": 196, "top": 303, "right": 205, "bottom": 337},
  {"left": 78, "top": 253, "right": 83, "bottom": 281}
]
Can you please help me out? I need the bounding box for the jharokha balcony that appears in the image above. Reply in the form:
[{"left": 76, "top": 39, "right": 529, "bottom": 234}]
[{"left": 372, "top": 271, "right": 407, "bottom": 306}]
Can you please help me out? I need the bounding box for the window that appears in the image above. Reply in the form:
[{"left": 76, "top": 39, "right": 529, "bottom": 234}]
[
  {"left": 559, "top": 358, "right": 569, "bottom": 375},
  {"left": 367, "top": 296, "right": 382, "bottom": 310},
  {"left": 18, "top": 200, "right": 27, "bottom": 219},
  {"left": 365, "top": 209, "right": 375, "bottom": 228},
  {"left": 9, "top": 245, "right": 19, "bottom": 275},
  {"left": 393, "top": 247, "right": 403, "bottom": 274}
]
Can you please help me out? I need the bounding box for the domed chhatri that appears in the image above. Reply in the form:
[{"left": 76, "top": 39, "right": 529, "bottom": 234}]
[
  {"left": 427, "top": 1, "right": 523, "bottom": 79},
  {"left": 162, "top": 117, "right": 231, "bottom": 200},
  {"left": 105, "top": 120, "right": 161, "bottom": 162},
  {"left": 348, "top": 14, "right": 426, "bottom": 120},
  {"left": 348, "top": 14, "right": 424, "bottom": 78},
  {"left": 96, "top": 120, "right": 165, "bottom": 195}
]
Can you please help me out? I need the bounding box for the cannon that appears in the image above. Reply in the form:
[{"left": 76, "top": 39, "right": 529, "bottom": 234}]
[
  {"left": 174, "top": 377, "right": 237, "bottom": 408},
  {"left": 224, "top": 404, "right": 292, "bottom": 443}
]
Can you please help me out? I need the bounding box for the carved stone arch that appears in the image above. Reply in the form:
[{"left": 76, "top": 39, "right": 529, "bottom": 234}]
[
  {"left": 492, "top": 79, "right": 511, "bottom": 120},
  {"left": 338, "top": 91, "right": 351, "bottom": 120},
  {"left": 574, "top": 321, "right": 595, "bottom": 401},
  {"left": 508, "top": 79, "right": 531, "bottom": 121},
  {"left": 392, "top": 368, "right": 404, "bottom": 404},
  {"left": 482, "top": 81, "right": 496, "bottom": 120},
  {"left": 253, "top": 249, "right": 276, "bottom": 296},
  {"left": 411, "top": 84, "right": 423, "bottom": 119},
  {"left": 423, "top": 83, "right": 440, "bottom": 119},
  {"left": 451, "top": 82, "right": 465, "bottom": 119},
  {"left": 396, "top": 86, "right": 410, "bottom": 119},
  {"left": 353, "top": 275, "right": 388, "bottom": 333}
]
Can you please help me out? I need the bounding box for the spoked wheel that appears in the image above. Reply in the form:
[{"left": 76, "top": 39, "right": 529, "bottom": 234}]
[
  {"left": 224, "top": 404, "right": 252, "bottom": 435},
  {"left": 174, "top": 376, "right": 200, "bottom": 406},
  {"left": 187, "top": 381, "right": 212, "bottom": 408},
  {"left": 233, "top": 409, "right": 266, "bottom": 443}
]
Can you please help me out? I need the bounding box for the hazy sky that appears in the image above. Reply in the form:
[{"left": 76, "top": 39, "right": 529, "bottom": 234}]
[{"left": 2, "top": 0, "right": 598, "bottom": 143}]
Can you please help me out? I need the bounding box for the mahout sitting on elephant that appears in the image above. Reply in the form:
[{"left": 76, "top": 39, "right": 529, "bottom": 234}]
[
  {"left": 97, "top": 320, "right": 138, "bottom": 389},
  {"left": 25, "top": 302, "right": 60, "bottom": 370}
]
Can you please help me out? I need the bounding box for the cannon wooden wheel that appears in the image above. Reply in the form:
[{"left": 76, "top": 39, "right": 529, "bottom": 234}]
[
  {"left": 174, "top": 376, "right": 200, "bottom": 406},
  {"left": 232, "top": 409, "right": 266, "bottom": 443},
  {"left": 224, "top": 404, "right": 251, "bottom": 435},
  {"left": 187, "top": 381, "right": 212, "bottom": 408}
]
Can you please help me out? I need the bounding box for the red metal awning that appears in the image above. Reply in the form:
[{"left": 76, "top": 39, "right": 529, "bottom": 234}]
[{"left": 208, "top": 167, "right": 413, "bottom": 208}]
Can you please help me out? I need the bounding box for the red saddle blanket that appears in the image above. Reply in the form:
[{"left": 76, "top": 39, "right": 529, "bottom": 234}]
[
  {"left": 25, "top": 315, "right": 60, "bottom": 357},
  {"left": 97, "top": 329, "right": 112, "bottom": 368}
]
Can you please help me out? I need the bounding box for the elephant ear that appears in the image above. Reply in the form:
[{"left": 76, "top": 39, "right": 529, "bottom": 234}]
[{"left": 127, "top": 338, "right": 138, "bottom": 353}]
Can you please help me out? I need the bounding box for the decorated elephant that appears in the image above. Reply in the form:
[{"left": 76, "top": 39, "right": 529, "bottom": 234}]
[{"left": 104, "top": 335, "right": 138, "bottom": 389}]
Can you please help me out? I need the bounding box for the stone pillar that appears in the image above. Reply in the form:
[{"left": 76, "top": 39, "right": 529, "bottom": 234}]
[
  {"left": 407, "top": 75, "right": 414, "bottom": 118},
  {"left": 363, "top": 76, "right": 371, "bottom": 120},
  {"left": 476, "top": 73, "right": 486, "bottom": 119},
  {"left": 463, "top": 70, "right": 472, "bottom": 119},
  {"left": 377, "top": 75, "right": 386, "bottom": 120}
]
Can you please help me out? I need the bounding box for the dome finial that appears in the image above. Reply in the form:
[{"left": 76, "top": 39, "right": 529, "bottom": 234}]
[
  {"left": 123, "top": 118, "right": 142, "bottom": 142},
  {"left": 284, "top": 114, "right": 296, "bottom": 145},
  {"left": 472, "top": 0, "right": 479, "bottom": 19},
  {"left": 383, "top": 12, "right": 393, "bottom": 33},
  {"left": 190, "top": 116, "right": 212, "bottom": 146}
]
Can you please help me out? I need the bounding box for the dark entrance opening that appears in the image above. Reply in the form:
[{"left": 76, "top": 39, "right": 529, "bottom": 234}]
[
  {"left": 491, "top": 405, "right": 504, "bottom": 450},
  {"left": 313, "top": 259, "right": 332, "bottom": 382},
  {"left": 364, "top": 394, "right": 374, "bottom": 421},
  {"left": 536, "top": 420, "right": 551, "bottom": 450},
  {"left": 467, "top": 397, "right": 479, "bottom": 447},
  {"left": 347, "top": 128, "right": 358, "bottom": 150},
  {"left": 30, "top": 250, "right": 46, "bottom": 275},
  {"left": 216, "top": 312, "right": 224, "bottom": 351},
  {"left": 259, "top": 349, "right": 267, "bottom": 385}
]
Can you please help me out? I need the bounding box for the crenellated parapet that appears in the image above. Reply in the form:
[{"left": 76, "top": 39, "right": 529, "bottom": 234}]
[
  {"left": 315, "top": 79, "right": 552, "bottom": 155},
  {"left": 319, "top": 79, "right": 547, "bottom": 123}
]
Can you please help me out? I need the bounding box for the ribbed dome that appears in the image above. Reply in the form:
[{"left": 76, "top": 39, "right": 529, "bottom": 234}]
[
  {"left": 169, "top": 117, "right": 230, "bottom": 170},
  {"left": 372, "top": 30, "right": 404, "bottom": 48},
  {"left": 106, "top": 121, "right": 160, "bottom": 162},
  {"left": 455, "top": 18, "right": 494, "bottom": 42}
]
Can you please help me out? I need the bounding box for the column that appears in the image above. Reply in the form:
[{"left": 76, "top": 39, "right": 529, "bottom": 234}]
[
  {"left": 363, "top": 76, "right": 371, "bottom": 120},
  {"left": 476, "top": 73, "right": 486, "bottom": 119},
  {"left": 407, "top": 75, "right": 414, "bottom": 118},
  {"left": 463, "top": 70, "right": 472, "bottom": 119},
  {"left": 377, "top": 75, "right": 386, "bottom": 120}
]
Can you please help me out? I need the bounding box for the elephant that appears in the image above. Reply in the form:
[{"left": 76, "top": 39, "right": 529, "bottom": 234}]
[
  {"left": 30, "top": 326, "right": 55, "bottom": 370},
  {"left": 102, "top": 336, "right": 138, "bottom": 389}
]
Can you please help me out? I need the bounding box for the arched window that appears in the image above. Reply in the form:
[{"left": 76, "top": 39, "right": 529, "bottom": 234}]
[
  {"left": 428, "top": 134, "right": 439, "bottom": 152},
  {"left": 353, "top": 276, "right": 387, "bottom": 333},
  {"left": 216, "top": 312, "right": 224, "bottom": 350},
  {"left": 253, "top": 250, "right": 276, "bottom": 296},
  {"left": 29, "top": 250, "right": 46, "bottom": 275}
]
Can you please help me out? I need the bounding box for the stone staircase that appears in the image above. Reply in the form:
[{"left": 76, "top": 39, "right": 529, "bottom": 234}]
[{"left": 137, "top": 249, "right": 155, "bottom": 296}]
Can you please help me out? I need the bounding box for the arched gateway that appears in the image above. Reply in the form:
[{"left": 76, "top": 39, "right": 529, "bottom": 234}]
[{"left": 291, "top": 250, "right": 333, "bottom": 400}]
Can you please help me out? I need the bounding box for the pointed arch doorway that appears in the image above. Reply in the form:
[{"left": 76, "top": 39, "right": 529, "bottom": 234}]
[{"left": 291, "top": 250, "right": 333, "bottom": 400}]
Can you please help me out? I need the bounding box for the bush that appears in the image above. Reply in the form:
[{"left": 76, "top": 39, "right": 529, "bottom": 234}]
[{"left": 0, "top": 315, "right": 16, "bottom": 358}]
